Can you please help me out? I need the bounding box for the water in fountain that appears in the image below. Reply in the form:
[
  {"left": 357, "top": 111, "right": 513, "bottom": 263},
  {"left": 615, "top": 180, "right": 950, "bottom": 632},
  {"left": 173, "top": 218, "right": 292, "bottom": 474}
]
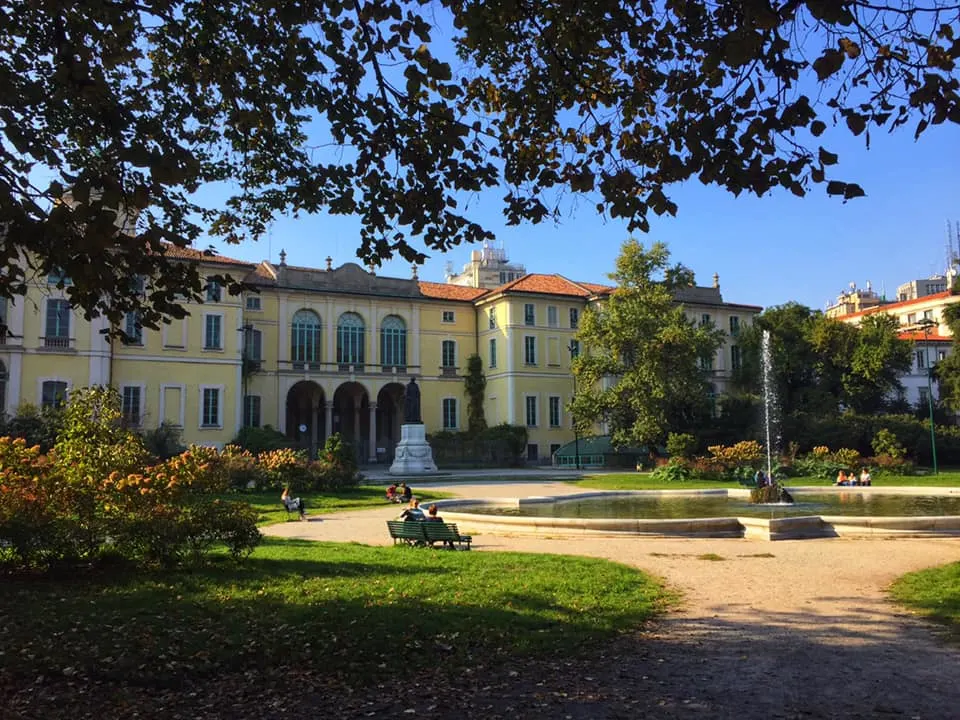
[{"left": 753, "top": 329, "right": 792, "bottom": 504}]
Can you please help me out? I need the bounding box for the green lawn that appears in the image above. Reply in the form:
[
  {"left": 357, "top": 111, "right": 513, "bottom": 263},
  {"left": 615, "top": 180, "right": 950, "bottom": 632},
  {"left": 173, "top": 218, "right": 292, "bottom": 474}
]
[
  {"left": 232, "top": 486, "right": 453, "bottom": 525},
  {"left": 572, "top": 472, "right": 960, "bottom": 491},
  {"left": 889, "top": 561, "right": 960, "bottom": 641},
  {"left": 0, "top": 539, "right": 672, "bottom": 688}
]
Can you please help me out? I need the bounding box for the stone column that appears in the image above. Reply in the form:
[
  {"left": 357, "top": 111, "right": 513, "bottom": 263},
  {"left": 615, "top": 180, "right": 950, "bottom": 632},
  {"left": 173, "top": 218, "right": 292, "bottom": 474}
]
[
  {"left": 311, "top": 400, "right": 320, "bottom": 459},
  {"left": 368, "top": 402, "right": 378, "bottom": 463},
  {"left": 324, "top": 401, "right": 333, "bottom": 441}
]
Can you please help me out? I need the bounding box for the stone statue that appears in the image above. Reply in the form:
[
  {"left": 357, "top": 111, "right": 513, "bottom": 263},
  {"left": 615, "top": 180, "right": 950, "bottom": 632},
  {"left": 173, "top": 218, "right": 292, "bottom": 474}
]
[{"left": 403, "top": 377, "right": 421, "bottom": 424}]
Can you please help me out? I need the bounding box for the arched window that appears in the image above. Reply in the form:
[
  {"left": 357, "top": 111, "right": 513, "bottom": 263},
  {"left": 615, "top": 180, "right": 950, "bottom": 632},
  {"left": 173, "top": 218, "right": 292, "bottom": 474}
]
[
  {"left": 380, "top": 315, "right": 406, "bottom": 368},
  {"left": 291, "top": 310, "right": 321, "bottom": 366},
  {"left": 337, "top": 312, "right": 365, "bottom": 366}
]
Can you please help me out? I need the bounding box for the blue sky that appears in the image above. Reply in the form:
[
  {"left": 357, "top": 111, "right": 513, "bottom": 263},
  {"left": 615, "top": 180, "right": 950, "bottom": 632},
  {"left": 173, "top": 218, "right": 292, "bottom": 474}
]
[{"left": 210, "top": 116, "right": 959, "bottom": 313}]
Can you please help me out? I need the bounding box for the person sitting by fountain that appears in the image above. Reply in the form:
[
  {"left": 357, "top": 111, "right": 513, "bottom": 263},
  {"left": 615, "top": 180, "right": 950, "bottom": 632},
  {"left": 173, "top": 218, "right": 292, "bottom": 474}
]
[
  {"left": 753, "top": 469, "right": 766, "bottom": 488},
  {"left": 859, "top": 467, "right": 873, "bottom": 487},
  {"left": 425, "top": 504, "right": 444, "bottom": 522},
  {"left": 386, "top": 483, "right": 400, "bottom": 503},
  {"left": 399, "top": 497, "right": 425, "bottom": 522},
  {"left": 835, "top": 470, "right": 849, "bottom": 486}
]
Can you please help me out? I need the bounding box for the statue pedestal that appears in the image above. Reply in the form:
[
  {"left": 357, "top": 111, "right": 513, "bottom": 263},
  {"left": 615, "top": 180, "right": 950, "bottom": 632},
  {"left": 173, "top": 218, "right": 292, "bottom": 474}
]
[{"left": 389, "top": 424, "right": 438, "bottom": 474}]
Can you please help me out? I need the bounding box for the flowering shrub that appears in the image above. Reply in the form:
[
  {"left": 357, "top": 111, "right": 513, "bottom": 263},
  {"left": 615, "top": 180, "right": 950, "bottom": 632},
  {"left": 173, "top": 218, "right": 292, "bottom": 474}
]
[
  {"left": 257, "top": 447, "right": 313, "bottom": 491},
  {"left": 706, "top": 441, "right": 764, "bottom": 469},
  {"left": 872, "top": 429, "right": 906, "bottom": 461},
  {"left": 0, "top": 386, "right": 261, "bottom": 571}
]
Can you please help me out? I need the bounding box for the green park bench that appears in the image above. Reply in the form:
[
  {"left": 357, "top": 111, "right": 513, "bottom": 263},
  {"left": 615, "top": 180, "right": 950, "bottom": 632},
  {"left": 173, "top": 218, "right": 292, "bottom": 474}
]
[{"left": 386, "top": 520, "right": 472, "bottom": 550}]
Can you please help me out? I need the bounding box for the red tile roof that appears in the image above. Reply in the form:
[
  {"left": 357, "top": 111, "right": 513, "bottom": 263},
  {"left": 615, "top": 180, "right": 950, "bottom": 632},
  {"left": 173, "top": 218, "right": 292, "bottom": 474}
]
[
  {"left": 576, "top": 281, "right": 614, "bottom": 295},
  {"left": 898, "top": 330, "right": 954, "bottom": 342},
  {"left": 489, "top": 274, "right": 601, "bottom": 297},
  {"left": 160, "top": 243, "right": 253, "bottom": 267},
  {"left": 418, "top": 281, "right": 489, "bottom": 301},
  {"left": 838, "top": 291, "right": 955, "bottom": 320}
]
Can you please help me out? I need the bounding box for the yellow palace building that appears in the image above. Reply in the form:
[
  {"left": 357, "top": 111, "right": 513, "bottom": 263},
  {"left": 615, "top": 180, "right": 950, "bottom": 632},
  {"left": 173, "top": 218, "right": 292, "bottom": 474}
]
[{"left": 0, "top": 244, "right": 760, "bottom": 464}]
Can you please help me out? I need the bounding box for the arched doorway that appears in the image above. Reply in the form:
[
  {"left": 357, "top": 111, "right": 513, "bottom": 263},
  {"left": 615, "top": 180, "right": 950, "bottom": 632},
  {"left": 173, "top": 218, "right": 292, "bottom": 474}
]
[
  {"left": 376, "top": 382, "right": 405, "bottom": 462},
  {"left": 332, "top": 381, "right": 371, "bottom": 464},
  {"left": 286, "top": 381, "right": 326, "bottom": 458}
]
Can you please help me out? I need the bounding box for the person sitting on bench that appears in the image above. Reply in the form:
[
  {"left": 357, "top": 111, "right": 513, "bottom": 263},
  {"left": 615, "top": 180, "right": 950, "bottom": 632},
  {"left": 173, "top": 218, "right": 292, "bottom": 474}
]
[
  {"left": 281, "top": 486, "right": 307, "bottom": 520},
  {"left": 399, "top": 498, "right": 425, "bottom": 522},
  {"left": 425, "top": 504, "right": 443, "bottom": 522}
]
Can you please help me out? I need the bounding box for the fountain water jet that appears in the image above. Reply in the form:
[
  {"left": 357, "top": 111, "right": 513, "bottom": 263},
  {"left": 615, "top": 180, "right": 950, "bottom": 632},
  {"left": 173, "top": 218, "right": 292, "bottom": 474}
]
[{"left": 752, "top": 329, "right": 793, "bottom": 504}]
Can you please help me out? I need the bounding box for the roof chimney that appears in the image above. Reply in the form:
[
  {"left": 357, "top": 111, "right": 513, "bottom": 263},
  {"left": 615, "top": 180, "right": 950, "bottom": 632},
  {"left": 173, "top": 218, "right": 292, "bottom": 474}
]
[
  {"left": 278, "top": 249, "right": 286, "bottom": 266},
  {"left": 325, "top": 256, "right": 333, "bottom": 271},
  {"left": 712, "top": 272, "right": 719, "bottom": 290},
  {"left": 411, "top": 264, "right": 419, "bottom": 280}
]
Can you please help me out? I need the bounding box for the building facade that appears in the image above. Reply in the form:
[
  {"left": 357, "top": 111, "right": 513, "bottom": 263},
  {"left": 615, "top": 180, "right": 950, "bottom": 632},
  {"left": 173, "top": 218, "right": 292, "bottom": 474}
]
[{"left": 0, "top": 248, "right": 760, "bottom": 464}]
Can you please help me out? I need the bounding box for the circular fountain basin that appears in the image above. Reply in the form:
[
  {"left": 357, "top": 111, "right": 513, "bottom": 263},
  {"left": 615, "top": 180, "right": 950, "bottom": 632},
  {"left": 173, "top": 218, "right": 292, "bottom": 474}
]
[{"left": 435, "top": 487, "right": 960, "bottom": 541}]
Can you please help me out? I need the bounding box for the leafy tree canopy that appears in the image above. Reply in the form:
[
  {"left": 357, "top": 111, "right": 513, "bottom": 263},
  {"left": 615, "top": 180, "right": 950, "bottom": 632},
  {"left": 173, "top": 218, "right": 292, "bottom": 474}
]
[
  {"left": 571, "top": 240, "right": 724, "bottom": 448},
  {"left": 735, "top": 303, "right": 913, "bottom": 416},
  {"left": 3, "top": 1, "right": 959, "bottom": 330}
]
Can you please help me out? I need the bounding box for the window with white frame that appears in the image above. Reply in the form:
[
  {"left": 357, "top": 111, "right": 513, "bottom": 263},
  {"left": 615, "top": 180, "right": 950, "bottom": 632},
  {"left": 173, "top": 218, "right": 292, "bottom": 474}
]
[
  {"left": 336, "top": 312, "right": 366, "bottom": 365},
  {"left": 123, "top": 311, "right": 143, "bottom": 345},
  {"left": 380, "top": 315, "right": 407, "bottom": 367},
  {"left": 442, "top": 310, "right": 455, "bottom": 323},
  {"left": 939, "top": 349, "right": 947, "bottom": 361},
  {"left": 47, "top": 268, "right": 72, "bottom": 286},
  {"left": 245, "top": 295, "right": 262, "bottom": 311},
  {"left": 201, "top": 387, "right": 221, "bottom": 427},
  {"left": 700, "top": 313, "right": 711, "bottom": 326},
  {"left": 121, "top": 386, "right": 142, "bottom": 426},
  {"left": 524, "top": 336, "right": 536, "bottom": 365},
  {"left": 442, "top": 398, "right": 457, "bottom": 429},
  {"left": 488, "top": 308, "right": 496, "bottom": 329},
  {"left": 919, "top": 387, "right": 930, "bottom": 404},
  {"left": 243, "top": 395, "right": 261, "bottom": 428},
  {"left": 489, "top": 338, "right": 497, "bottom": 368},
  {"left": 45, "top": 298, "right": 70, "bottom": 347},
  {"left": 41, "top": 380, "right": 68, "bottom": 409},
  {"left": 441, "top": 340, "right": 456, "bottom": 368},
  {"left": 525, "top": 395, "right": 538, "bottom": 427},
  {"left": 731, "top": 345, "right": 742, "bottom": 371},
  {"left": 206, "top": 279, "right": 222, "bottom": 302},
  {"left": 729, "top": 316, "right": 740, "bottom": 336},
  {"left": 291, "top": 309, "right": 321, "bottom": 364},
  {"left": 549, "top": 396, "right": 561, "bottom": 427},
  {"left": 524, "top": 303, "right": 535, "bottom": 326},
  {"left": 547, "top": 306, "right": 558, "bottom": 327},
  {"left": 916, "top": 350, "right": 926, "bottom": 369},
  {"left": 204, "top": 314, "right": 222, "bottom": 350},
  {"left": 569, "top": 307, "right": 579, "bottom": 329},
  {"left": 569, "top": 339, "right": 580, "bottom": 360}
]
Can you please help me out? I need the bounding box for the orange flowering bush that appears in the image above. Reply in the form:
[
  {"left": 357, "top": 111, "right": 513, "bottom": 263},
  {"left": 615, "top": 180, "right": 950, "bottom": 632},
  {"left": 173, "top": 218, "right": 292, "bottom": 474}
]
[
  {"left": 705, "top": 441, "right": 764, "bottom": 469},
  {"left": 0, "top": 386, "right": 260, "bottom": 571}
]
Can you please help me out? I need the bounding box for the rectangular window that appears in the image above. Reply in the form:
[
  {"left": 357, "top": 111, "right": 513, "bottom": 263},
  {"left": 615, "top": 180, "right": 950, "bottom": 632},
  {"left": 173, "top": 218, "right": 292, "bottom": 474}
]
[
  {"left": 939, "top": 350, "right": 947, "bottom": 361},
  {"left": 731, "top": 345, "right": 742, "bottom": 371},
  {"left": 569, "top": 308, "right": 579, "bottom": 329},
  {"left": 524, "top": 336, "right": 537, "bottom": 365},
  {"left": 729, "top": 316, "right": 740, "bottom": 337},
  {"left": 441, "top": 340, "right": 456, "bottom": 368},
  {"left": 243, "top": 395, "right": 261, "bottom": 428},
  {"left": 244, "top": 327, "right": 262, "bottom": 363},
  {"left": 569, "top": 339, "right": 580, "bottom": 359},
  {"left": 526, "top": 444, "right": 539, "bottom": 462},
  {"left": 123, "top": 311, "right": 143, "bottom": 345},
  {"left": 201, "top": 387, "right": 220, "bottom": 427},
  {"left": 701, "top": 313, "right": 711, "bottom": 326},
  {"left": 442, "top": 398, "right": 457, "bottom": 429},
  {"left": 550, "top": 443, "right": 561, "bottom": 458},
  {"left": 916, "top": 350, "right": 926, "bottom": 369},
  {"left": 549, "top": 396, "right": 561, "bottom": 428},
  {"left": 907, "top": 313, "right": 916, "bottom": 325},
  {"left": 245, "top": 295, "right": 262, "bottom": 311},
  {"left": 524, "top": 303, "right": 535, "bottom": 326},
  {"left": 525, "top": 396, "right": 538, "bottom": 427},
  {"left": 489, "top": 338, "right": 497, "bottom": 368},
  {"left": 488, "top": 308, "right": 496, "bottom": 329},
  {"left": 45, "top": 298, "right": 70, "bottom": 347},
  {"left": 700, "top": 354, "right": 714, "bottom": 372},
  {"left": 204, "top": 314, "right": 222, "bottom": 350},
  {"left": 121, "top": 386, "right": 141, "bottom": 426},
  {"left": 919, "top": 387, "right": 930, "bottom": 404},
  {"left": 442, "top": 310, "right": 455, "bottom": 323},
  {"left": 547, "top": 306, "right": 558, "bottom": 327},
  {"left": 206, "top": 279, "right": 222, "bottom": 302},
  {"left": 41, "top": 381, "right": 67, "bottom": 409}
]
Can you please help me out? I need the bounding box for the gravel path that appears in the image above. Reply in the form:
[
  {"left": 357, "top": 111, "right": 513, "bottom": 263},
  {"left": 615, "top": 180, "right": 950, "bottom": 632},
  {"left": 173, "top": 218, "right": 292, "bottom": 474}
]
[{"left": 264, "top": 481, "right": 960, "bottom": 719}]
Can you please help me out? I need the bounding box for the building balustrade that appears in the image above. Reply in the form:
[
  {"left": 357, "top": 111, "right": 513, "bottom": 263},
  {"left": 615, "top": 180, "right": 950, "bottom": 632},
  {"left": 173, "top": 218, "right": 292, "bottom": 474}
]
[
  {"left": 281, "top": 360, "right": 420, "bottom": 376},
  {"left": 39, "top": 336, "right": 74, "bottom": 350},
  {"left": 439, "top": 366, "right": 459, "bottom": 377}
]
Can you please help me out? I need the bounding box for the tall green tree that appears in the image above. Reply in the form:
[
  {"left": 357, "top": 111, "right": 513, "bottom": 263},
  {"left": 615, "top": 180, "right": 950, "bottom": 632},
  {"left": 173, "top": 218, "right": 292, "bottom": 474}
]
[
  {"left": 571, "top": 240, "right": 723, "bottom": 449},
  {"left": 2, "top": 2, "right": 958, "bottom": 332},
  {"left": 933, "top": 306, "right": 960, "bottom": 409},
  {"left": 462, "top": 353, "right": 487, "bottom": 436}
]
